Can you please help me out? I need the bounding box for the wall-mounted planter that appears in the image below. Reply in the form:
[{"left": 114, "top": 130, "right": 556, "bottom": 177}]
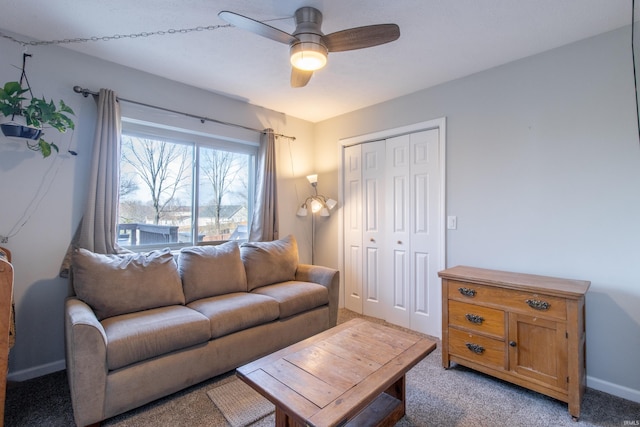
[
  {"left": 0, "top": 77, "right": 74, "bottom": 158},
  {"left": 1, "top": 118, "right": 42, "bottom": 141}
]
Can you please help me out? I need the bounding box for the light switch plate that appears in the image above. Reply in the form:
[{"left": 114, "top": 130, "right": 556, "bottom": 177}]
[{"left": 447, "top": 216, "right": 457, "bottom": 230}]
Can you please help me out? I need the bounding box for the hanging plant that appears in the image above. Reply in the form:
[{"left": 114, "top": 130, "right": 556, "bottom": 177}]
[{"left": 0, "top": 54, "right": 75, "bottom": 158}]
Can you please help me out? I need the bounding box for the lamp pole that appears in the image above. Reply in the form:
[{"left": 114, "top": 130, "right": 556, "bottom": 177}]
[{"left": 311, "top": 211, "right": 315, "bottom": 265}]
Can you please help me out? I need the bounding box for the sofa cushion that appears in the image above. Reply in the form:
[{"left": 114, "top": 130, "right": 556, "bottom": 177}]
[
  {"left": 72, "top": 248, "right": 185, "bottom": 320},
  {"left": 188, "top": 293, "right": 280, "bottom": 339},
  {"left": 179, "top": 242, "right": 247, "bottom": 303},
  {"left": 102, "top": 305, "right": 210, "bottom": 370},
  {"left": 240, "top": 234, "right": 299, "bottom": 291},
  {"left": 251, "top": 281, "right": 329, "bottom": 319}
]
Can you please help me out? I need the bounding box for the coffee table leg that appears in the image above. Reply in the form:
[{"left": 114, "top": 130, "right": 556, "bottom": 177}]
[
  {"left": 275, "top": 406, "right": 305, "bottom": 427},
  {"left": 385, "top": 375, "right": 406, "bottom": 418}
]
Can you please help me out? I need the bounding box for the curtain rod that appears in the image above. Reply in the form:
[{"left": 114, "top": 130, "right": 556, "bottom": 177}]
[{"left": 72, "top": 86, "right": 296, "bottom": 141}]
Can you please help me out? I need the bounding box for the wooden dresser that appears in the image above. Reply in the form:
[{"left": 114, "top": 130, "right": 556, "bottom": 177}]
[{"left": 439, "top": 266, "right": 590, "bottom": 420}]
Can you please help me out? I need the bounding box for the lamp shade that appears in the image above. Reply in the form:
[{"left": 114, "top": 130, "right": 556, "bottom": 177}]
[
  {"left": 296, "top": 206, "right": 308, "bottom": 216},
  {"left": 326, "top": 198, "right": 337, "bottom": 210},
  {"left": 306, "top": 174, "right": 318, "bottom": 185},
  {"left": 290, "top": 42, "right": 327, "bottom": 71},
  {"left": 320, "top": 207, "right": 330, "bottom": 217}
]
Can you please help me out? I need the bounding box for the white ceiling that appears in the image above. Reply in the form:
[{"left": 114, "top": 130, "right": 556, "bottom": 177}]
[{"left": 0, "top": 1, "right": 633, "bottom": 122}]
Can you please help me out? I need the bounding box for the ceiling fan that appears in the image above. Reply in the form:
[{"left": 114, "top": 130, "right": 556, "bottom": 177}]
[{"left": 218, "top": 7, "right": 400, "bottom": 88}]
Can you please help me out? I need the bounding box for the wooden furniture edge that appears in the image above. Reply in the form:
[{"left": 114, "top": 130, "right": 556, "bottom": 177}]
[
  {"left": 438, "top": 265, "right": 590, "bottom": 298},
  {"left": 0, "top": 247, "right": 14, "bottom": 427}
]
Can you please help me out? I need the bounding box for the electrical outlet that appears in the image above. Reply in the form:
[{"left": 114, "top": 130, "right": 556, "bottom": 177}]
[{"left": 0, "top": 236, "right": 8, "bottom": 244}]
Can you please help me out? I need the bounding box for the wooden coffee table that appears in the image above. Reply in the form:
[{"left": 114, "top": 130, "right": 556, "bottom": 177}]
[{"left": 236, "top": 318, "right": 436, "bottom": 427}]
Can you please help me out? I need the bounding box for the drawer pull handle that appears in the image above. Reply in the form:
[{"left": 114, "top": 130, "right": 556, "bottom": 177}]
[
  {"left": 465, "top": 343, "right": 485, "bottom": 354},
  {"left": 465, "top": 313, "right": 484, "bottom": 324},
  {"left": 525, "top": 299, "right": 550, "bottom": 311},
  {"left": 458, "top": 287, "right": 476, "bottom": 297}
]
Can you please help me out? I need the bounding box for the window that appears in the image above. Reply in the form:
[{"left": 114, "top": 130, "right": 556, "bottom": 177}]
[{"left": 118, "top": 121, "right": 256, "bottom": 251}]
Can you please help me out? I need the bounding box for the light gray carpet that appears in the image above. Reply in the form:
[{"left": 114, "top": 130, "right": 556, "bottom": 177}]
[{"left": 5, "top": 309, "right": 640, "bottom": 426}]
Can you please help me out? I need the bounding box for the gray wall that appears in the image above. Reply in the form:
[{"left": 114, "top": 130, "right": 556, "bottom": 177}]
[{"left": 314, "top": 26, "right": 640, "bottom": 401}]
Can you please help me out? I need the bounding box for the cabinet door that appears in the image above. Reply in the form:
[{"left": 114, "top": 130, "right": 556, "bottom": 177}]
[{"left": 508, "top": 313, "right": 568, "bottom": 391}]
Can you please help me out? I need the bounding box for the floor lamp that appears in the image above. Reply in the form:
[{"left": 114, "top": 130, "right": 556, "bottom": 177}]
[{"left": 296, "top": 174, "right": 337, "bottom": 264}]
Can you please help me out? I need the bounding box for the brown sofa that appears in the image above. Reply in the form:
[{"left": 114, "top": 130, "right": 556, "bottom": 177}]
[{"left": 64, "top": 235, "right": 339, "bottom": 427}]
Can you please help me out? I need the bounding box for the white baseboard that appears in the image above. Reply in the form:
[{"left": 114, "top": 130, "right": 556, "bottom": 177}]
[
  {"left": 587, "top": 375, "right": 640, "bottom": 403},
  {"left": 7, "top": 359, "right": 66, "bottom": 382}
]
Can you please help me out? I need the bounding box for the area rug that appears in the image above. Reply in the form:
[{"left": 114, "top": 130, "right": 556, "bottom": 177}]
[{"left": 207, "top": 378, "right": 275, "bottom": 427}]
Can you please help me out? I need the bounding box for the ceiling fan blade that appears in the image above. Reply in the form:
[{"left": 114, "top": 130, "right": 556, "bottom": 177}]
[
  {"left": 323, "top": 24, "right": 400, "bottom": 52},
  {"left": 219, "top": 11, "right": 298, "bottom": 45},
  {"left": 291, "top": 68, "right": 313, "bottom": 88}
]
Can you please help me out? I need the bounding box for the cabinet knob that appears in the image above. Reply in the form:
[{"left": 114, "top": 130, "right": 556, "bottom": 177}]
[
  {"left": 465, "top": 343, "right": 485, "bottom": 354},
  {"left": 509, "top": 341, "right": 517, "bottom": 347},
  {"left": 465, "top": 313, "right": 484, "bottom": 324},
  {"left": 370, "top": 238, "right": 375, "bottom": 242},
  {"left": 525, "top": 299, "right": 550, "bottom": 311},
  {"left": 458, "top": 287, "right": 476, "bottom": 297},
  {"left": 397, "top": 240, "right": 402, "bottom": 244}
]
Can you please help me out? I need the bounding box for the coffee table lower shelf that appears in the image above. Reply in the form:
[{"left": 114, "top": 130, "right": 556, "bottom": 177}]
[{"left": 344, "top": 378, "right": 405, "bottom": 427}]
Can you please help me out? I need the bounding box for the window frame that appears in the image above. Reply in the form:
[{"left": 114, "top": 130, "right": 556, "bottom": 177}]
[{"left": 118, "top": 115, "right": 258, "bottom": 251}]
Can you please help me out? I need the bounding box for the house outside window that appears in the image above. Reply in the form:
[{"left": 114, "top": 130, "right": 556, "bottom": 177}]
[{"left": 117, "top": 121, "right": 256, "bottom": 251}]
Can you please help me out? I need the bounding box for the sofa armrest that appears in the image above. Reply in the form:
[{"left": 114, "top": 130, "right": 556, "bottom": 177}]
[
  {"left": 65, "top": 297, "right": 108, "bottom": 426},
  {"left": 295, "top": 264, "right": 339, "bottom": 327}
]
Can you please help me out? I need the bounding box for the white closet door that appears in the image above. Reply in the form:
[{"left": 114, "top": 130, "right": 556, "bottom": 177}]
[
  {"left": 343, "top": 144, "right": 363, "bottom": 312},
  {"left": 409, "top": 129, "right": 441, "bottom": 337},
  {"left": 361, "top": 140, "right": 386, "bottom": 319},
  {"left": 341, "top": 119, "right": 445, "bottom": 337},
  {"left": 385, "top": 135, "right": 411, "bottom": 328}
]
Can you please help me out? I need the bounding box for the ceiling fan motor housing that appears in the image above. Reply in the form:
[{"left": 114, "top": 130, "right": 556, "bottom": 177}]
[{"left": 290, "top": 7, "right": 328, "bottom": 70}]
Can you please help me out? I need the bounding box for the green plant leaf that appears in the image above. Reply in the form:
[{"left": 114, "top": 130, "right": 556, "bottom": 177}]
[
  {"left": 39, "top": 139, "right": 52, "bottom": 158},
  {"left": 1, "top": 81, "right": 29, "bottom": 97},
  {"left": 59, "top": 99, "right": 75, "bottom": 115}
]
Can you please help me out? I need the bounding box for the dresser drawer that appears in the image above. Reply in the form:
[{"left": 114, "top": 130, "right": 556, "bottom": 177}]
[
  {"left": 449, "top": 328, "right": 505, "bottom": 369},
  {"left": 448, "top": 280, "right": 567, "bottom": 320},
  {"left": 448, "top": 300, "right": 505, "bottom": 339}
]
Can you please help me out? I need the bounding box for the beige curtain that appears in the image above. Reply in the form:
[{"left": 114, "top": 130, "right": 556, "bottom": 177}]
[
  {"left": 60, "top": 89, "right": 123, "bottom": 277},
  {"left": 248, "top": 129, "right": 279, "bottom": 242}
]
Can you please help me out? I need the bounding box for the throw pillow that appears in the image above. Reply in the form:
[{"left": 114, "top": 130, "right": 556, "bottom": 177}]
[
  {"left": 72, "top": 248, "right": 185, "bottom": 320},
  {"left": 178, "top": 241, "right": 248, "bottom": 303},
  {"left": 241, "top": 234, "right": 299, "bottom": 291}
]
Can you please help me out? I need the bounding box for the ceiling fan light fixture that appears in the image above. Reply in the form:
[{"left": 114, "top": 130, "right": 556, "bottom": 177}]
[{"left": 290, "top": 42, "right": 327, "bottom": 71}]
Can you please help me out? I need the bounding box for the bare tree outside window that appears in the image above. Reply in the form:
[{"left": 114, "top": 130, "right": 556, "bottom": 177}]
[
  {"left": 119, "top": 173, "right": 139, "bottom": 198},
  {"left": 200, "top": 148, "right": 248, "bottom": 239},
  {"left": 121, "top": 136, "right": 191, "bottom": 225}
]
